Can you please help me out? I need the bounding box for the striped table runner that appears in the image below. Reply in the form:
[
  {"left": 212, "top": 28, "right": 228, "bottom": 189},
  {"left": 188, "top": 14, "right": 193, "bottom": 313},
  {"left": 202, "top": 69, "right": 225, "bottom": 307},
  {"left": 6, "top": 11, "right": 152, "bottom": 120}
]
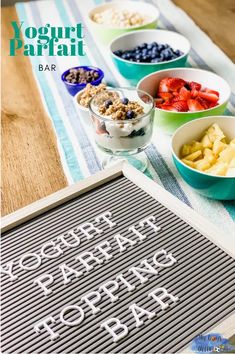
[{"left": 16, "top": 0, "right": 235, "bottom": 235}]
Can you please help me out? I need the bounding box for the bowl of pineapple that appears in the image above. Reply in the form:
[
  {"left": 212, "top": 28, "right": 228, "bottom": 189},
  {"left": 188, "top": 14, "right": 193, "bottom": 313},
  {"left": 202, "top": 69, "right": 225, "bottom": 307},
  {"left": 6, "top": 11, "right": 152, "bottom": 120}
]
[{"left": 172, "top": 116, "right": 235, "bottom": 200}]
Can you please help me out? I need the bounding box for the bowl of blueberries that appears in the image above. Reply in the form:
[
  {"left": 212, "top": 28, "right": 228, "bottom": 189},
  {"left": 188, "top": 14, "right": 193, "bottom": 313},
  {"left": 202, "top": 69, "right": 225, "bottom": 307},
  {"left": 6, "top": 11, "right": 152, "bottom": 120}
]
[{"left": 110, "top": 29, "right": 190, "bottom": 84}]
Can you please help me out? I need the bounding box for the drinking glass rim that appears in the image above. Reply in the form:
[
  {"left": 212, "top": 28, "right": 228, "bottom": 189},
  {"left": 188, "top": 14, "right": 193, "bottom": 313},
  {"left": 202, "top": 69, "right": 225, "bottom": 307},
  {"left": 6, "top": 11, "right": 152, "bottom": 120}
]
[{"left": 88, "top": 87, "right": 154, "bottom": 123}]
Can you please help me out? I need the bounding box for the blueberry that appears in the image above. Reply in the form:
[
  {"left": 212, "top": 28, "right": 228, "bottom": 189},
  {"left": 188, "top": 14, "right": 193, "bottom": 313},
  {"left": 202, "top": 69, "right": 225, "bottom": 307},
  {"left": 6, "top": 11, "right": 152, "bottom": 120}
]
[
  {"left": 105, "top": 99, "right": 113, "bottom": 108},
  {"left": 121, "top": 53, "right": 128, "bottom": 59},
  {"left": 158, "top": 44, "right": 164, "bottom": 51},
  {"left": 126, "top": 110, "right": 135, "bottom": 119},
  {"left": 140, "top": 43, "right": 147, "bottom": 49},
  {"left": 151, "top": 58, "right": 160, "bottom": 63},
  {"left": 121, "top": 97, "right": 129, "bottom": 105},
  {"left": 129, "top": 128, "right": 145, "bottom": 137},
  {"left": 151, "top": 41, "right": 158, "bottom": 47},
  {"left": 113, "top": 50, "right": 122, "bottom": 57},
  {"left": 147, "top": 43, "right": 153, "bottom": 50},
  {"left": 141, "top": 48, "right": 148, "bottom": 54},
  {"left": 135, "top": 54, "right": 142, "bottom": 60}
]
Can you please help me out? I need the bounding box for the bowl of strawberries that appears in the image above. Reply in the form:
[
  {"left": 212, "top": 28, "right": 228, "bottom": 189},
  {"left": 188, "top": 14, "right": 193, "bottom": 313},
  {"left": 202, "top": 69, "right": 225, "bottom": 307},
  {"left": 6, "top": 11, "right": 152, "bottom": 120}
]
[{"left": 137, "top": 68, "right": 231, "bottom": 133}]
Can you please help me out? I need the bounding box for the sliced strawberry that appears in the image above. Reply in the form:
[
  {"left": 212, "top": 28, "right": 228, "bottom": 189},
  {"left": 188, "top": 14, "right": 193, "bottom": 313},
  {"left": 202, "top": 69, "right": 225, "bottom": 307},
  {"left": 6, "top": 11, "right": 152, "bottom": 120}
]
[
  {"left": 205, "top": 88, "right": 220, "bottom": 97},
  {"left": 189, "top": 81, "right": 201, "bottom": 91},
  {"left": 208, "top": 101, "right": 218, "bottom": 108},
  {"left": 178, "top": 86, "right": 191, "bottom": 101},
  {"left": 172, "top": 100, "right": 188, "bottom": 112},
  {"left": 159, "top": 78, "right": 170, "bottom": 93},
  {"left": 187, "top": 99, "right": 205, "bottom": 112},
  {"left": 196, "top": 96, "right": 209, "bottom": 109},
  {"left": 198, "top": 91, "right": 219, "bottom": 103},
  {"left": 155, "top": 98, "right": 164, "bottom": 106},
  {"left": 160, "top": 104, "right": 178, "bottom": 111},
  {"left": 191, "top": 89, "right": 199, "bottom": 98},
  {"left": 158, "top": 92, "right": 173, "bottom": 101},
  {"left": 166, "top": 77, "right": 185, "bottom": 91}
]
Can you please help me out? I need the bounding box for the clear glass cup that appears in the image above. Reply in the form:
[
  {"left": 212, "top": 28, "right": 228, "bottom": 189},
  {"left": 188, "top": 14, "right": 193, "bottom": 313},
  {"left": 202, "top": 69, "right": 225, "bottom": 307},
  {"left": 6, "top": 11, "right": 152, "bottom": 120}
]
[{"left": 88, "top": 87, "right": 154, "bottom": 171}]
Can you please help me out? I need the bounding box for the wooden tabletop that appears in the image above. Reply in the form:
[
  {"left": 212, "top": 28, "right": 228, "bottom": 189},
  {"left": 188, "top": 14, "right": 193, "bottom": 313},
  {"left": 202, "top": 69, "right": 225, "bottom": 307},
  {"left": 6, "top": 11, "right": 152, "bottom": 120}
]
[{"left": 1, "top": 1, "right": 235, "bottom": 216}]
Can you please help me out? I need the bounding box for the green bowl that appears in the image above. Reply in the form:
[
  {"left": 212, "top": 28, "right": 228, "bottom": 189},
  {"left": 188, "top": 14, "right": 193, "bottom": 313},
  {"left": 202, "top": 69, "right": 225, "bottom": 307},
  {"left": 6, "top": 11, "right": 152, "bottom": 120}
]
[
  {"left": 137, "top": 68, "right": 231, "bottom": 134},
  {"left": 88, "top": 1, "right": 159, "bottom": 45},
  {"left": 172, "top": 116, "right": 235, "bottom": 200},
  {"left": 110, "top": 29, "right": 190, "bottom": 85}
]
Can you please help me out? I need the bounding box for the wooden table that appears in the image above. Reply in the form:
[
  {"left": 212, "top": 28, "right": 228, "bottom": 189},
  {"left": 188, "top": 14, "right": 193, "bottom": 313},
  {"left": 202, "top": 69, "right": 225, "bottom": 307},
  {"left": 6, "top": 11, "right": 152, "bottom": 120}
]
[{"left": 1, "top": 0, "right": 235, "bottom": 216}]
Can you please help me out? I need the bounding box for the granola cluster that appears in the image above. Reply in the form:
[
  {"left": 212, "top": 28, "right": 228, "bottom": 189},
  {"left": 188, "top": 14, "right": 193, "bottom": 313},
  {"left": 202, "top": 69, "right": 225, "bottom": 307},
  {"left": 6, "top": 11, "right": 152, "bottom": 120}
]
[
  {"left": 78, "top": 83, "right": 107, "bottom": 108},
  {"left": 98, "top": 97, "right": 144, "bottom": 120}
]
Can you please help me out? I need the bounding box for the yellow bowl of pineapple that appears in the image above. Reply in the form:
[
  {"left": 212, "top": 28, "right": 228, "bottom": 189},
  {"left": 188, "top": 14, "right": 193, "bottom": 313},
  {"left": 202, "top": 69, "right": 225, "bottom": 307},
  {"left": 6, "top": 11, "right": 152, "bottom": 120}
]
[{"left": 172, "top": 116, "right": 235, "bottom": 200}]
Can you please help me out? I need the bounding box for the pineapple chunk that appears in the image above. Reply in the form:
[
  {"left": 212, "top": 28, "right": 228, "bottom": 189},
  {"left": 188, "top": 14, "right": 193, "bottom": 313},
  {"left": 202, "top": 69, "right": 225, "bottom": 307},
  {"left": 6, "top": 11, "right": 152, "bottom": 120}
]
[
  {"left": 182, "top": 159, "right": 195, "bottom": 168},
  {"left": 181, "top": 144, "right": 192, "bottom": 157},
  {"left": 184, "top": 150, "right": 202, "bottom": 161},
  {"left": 194, "top": 159, "right": 211, "bottom": 171},
  {"left": 229, "top": 158, "right": 235, "bottom": 168},
  {"left": 219, "top": 145, "right": 235, "bottom": 163},
  {"left": 205, "top": 162, "right": 228, "bottom": 176},
  {"left": 191, "top": 141, "right": 203, "bottom": 153},
  {"left": 206, "top": 123, "right": 225, "bottom": 143},
  {"left": 230, "top": 138, "right": 235, "bottom": 146},
  {"left": 213, "top": 139, "right": 228, "bottom": 155},
  {"left": 201, "top": 134, "right": 212, "bottom": 148},
  {"left": 204, "top": 148, "right": 216, "bottom": 164}
]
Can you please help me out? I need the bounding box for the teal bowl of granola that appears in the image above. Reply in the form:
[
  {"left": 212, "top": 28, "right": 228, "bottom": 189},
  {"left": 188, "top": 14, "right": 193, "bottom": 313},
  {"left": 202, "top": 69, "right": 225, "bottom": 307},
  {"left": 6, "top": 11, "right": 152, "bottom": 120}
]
[{"left": 88, "top": 1, "right": 159, "bottom": 45}]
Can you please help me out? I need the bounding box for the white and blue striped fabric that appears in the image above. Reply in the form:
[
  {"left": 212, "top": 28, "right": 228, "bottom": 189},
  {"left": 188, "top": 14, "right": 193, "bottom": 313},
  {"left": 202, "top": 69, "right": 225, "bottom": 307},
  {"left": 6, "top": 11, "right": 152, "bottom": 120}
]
[{"left": 16, "top": 0, "right": 235, "bottom": 236}]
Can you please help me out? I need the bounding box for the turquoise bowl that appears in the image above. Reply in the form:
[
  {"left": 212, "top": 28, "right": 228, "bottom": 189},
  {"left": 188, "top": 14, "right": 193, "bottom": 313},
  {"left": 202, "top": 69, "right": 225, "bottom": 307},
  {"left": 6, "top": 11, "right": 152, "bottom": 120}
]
[
  {"left": 110, "top": 29, "right": 190, "bottom": 85},
  {"left": 172, "top": 116, "right": 235, "bottom": 200},
  {"left": 137, "top": 68, "right": 231, "bottom": 134},
  {"left": 88, "top": 1, "right": 159, "bottom": 45}
]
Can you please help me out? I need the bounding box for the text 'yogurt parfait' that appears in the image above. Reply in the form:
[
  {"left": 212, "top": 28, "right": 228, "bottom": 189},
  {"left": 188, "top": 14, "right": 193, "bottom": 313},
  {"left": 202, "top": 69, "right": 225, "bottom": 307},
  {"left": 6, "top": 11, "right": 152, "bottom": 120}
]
[{"left": 88, "top": 88, "right": 154, "bottom": 157}]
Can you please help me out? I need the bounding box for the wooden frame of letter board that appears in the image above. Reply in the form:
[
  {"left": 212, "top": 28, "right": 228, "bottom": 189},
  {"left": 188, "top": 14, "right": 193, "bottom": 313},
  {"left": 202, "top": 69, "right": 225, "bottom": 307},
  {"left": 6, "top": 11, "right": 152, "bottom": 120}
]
[{"left": 1, "top": 162, "right": 235, "bottom": 349}]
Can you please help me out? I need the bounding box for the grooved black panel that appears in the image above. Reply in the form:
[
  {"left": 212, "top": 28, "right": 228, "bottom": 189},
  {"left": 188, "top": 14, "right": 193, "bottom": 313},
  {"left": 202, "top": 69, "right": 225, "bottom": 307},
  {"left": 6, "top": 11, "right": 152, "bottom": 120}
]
[{"left": 1, "top": 176, "right": 235, "bottom": 353}]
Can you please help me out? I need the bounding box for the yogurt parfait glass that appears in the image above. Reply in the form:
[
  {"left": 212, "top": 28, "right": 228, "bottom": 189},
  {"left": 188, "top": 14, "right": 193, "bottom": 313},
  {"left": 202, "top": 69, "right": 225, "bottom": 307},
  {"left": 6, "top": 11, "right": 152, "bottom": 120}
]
[{"left": 88, "top": 87, "right": 154, "bottom": 171}]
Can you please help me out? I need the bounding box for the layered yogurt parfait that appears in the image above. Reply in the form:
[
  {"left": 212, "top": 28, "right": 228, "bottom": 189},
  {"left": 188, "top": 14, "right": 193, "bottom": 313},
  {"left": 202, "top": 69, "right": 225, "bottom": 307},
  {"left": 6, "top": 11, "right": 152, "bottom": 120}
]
[{"left": 88, "top": 88, "right": 154, "bottom": 157}]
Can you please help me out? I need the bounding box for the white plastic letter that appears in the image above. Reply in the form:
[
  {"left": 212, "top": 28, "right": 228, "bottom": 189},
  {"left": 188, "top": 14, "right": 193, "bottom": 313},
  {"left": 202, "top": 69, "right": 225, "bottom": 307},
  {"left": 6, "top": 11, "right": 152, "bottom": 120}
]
[
  {"left": 57, "top": 230, "right": 81, "bottom": 248},
  {"left": 139, "top": 215, "right": 161, "bottom": 233},
  {"left": 114, "top": 234, "right": 136, "bottom": 252},
  {"left": 129, "top": 303, "right": 155, "bottom": 327},
  {"left": 148, "top": 287, "right": 179, "bottom": 310},
  {"left": 59, "top": 263, "right": 83, "bottom": 284},
  {"left": 95, "top": 211, "right": 116, "bottom": 228},
  {"left": 95, "top": 241, "right": 113, "bottom": 261},
  {"left": 99, "top": 280, "right": 119, "bottom": 303},
  {"left": 116, "top": 274, "right": 135, "bottom": 292},
  {"left": 19, "top": 253, "right": 41, "bottom": 271},
  {"left": 153, "top": 249, "right": 177, "bottom": 268},
  {"left": 78, "top": 222, "right": 102, "bottom": 240},
  {"left": 129, "top": 225, "right": 147, "bottom": 241},
  {"left": 34, "top": 273, "right": 54, "bottom": 296},
  {"left": 60, "top": 305, "right": 84, "bottom": 326},
  {"left": 76, "top": 251, "right": 103, "bottom": 272},
  {"left": 34, "top": 316, "right": 60, "bottom": 341},
  {"left": 41, "top": 241, "right": 63, "bottom": 259},
  {"left": 81, "top": 291, "right": 101, "bottom": 315},
  {"left": 129, "top": 259, "right": 158, "bottom": 284},
  {"left": 0, "top": 261, "right": 18, "bottom": 281},
  {"left": 100, "top": 318, "right": 128, "bottom": 342}
]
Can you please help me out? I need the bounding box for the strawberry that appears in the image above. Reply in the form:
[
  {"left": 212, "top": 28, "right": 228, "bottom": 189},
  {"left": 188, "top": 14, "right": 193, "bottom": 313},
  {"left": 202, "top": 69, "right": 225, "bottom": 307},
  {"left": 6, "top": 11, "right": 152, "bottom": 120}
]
[
  {"left": 158, "top": 92, "right": 173, "bottom": 101},
  {"left": 208, "top": 101, "right": 218, "bottom": 108},
  {"left": 196, "top": 96, "right": 209, "bottom": 109},
  {"left": 198, "top": 91, "right": 219, "bottom": 103},
  {"left": 189, "top": 81, "right": 201, "bottom": 91},
  {"left": 172, "top": 100, "right": 188, "bottom": 112},
  {"left": 190, "top": 89, "right": 199, "bottom": 98},
  {"left": 166, "top": 77, "right": 185, "bottom": 91},
  {"left": 205, "top": 88, "right": 220, "bottom": 97},
  {"left": 187, "top": 99, "right": 205, "bottom": 112},
  {"left": 160, "top": 104, "right": 177, "bottom": 111},
  {"left": 178, "top": 86, "right": 191, "bottom": 101},
  {"left": 159, "top": 78, "right": 170, "bottom": 93},
  {"left": 155, "top": 98, "right": 164, "bottom": 106}
]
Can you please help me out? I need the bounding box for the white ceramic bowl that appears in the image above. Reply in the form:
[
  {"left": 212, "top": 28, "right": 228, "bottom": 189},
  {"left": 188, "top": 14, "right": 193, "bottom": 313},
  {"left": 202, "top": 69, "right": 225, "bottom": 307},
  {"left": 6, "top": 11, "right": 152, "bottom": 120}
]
[{"left": 137, "top": 68, "right": 231, "bottom": 134}]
